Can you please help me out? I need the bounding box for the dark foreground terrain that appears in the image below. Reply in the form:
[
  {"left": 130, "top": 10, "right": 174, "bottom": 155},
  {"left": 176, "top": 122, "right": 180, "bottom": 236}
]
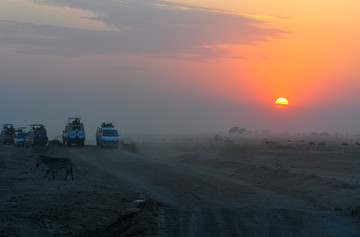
[{"left": 1, "top": 139, "right": 360, "bottom": 236}]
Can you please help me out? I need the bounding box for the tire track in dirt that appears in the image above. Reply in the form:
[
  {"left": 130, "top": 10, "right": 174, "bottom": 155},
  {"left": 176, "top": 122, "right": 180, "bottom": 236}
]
[{"left": 67, "top": 146, "right": 360, "bottom": 236}]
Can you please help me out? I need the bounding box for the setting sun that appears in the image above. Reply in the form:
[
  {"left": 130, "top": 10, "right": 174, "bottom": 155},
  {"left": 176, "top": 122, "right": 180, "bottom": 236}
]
[{"left": 275, "top": 97, "right": 289, "bottom": 108}]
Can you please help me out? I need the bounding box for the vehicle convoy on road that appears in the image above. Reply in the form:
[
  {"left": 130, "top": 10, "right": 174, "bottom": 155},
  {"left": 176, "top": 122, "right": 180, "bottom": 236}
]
[
  {"left": 13, "top": 127, "right": 27, "bottom": 147},
  {"left": 62, "top": 117, "right": 86, "bottom": 146},
  {"left": 0, "top": 124, "right": 15, "bottom": 145},
  {"left": 96, "top": 121, "right": 120, "bottom": 148},
  {"left": 24, "top": 124, "right": 48, "bottom": 147}
]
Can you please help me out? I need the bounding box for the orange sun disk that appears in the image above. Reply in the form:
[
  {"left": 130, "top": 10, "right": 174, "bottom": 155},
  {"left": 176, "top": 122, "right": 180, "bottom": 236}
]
[{"left": 275, "top": 98, "right": 288, "bottom": 108}]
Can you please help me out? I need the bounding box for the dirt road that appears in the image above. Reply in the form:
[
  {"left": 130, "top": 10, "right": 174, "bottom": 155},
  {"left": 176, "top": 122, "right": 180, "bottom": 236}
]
[
  {"left": 1, "top": 143, "right": 360, "bottom": 236},
  {"left": 70, "top": 146, "right": 360, "bottom": 236}
]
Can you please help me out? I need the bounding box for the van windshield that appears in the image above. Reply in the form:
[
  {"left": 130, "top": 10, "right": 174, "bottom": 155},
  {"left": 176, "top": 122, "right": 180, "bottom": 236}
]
[
  {"left": 16, "top": 133, "right": 26, "bottom": 138},
  {"left": 103, "top": 130, "right": 118, "bottom": 137}
]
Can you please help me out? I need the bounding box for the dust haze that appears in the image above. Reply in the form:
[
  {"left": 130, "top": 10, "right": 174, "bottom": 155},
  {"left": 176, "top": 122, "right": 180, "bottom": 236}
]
[{"left": 1, "top": 55, "right": 359, "bottom": 139}]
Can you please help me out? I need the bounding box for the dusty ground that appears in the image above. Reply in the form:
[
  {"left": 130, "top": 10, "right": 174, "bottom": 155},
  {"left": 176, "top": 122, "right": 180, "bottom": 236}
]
[{"left": 1, "top": 137, "right": 360, "bottom": 236}]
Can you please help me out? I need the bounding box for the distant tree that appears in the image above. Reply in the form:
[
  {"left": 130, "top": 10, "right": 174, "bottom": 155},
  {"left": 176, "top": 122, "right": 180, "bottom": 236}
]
[
  {"left": 229, "top": 126, "right": 240, "bottom": 134},
  {"left": 228, "top": 127, "right": 248, "bottom": 135}
]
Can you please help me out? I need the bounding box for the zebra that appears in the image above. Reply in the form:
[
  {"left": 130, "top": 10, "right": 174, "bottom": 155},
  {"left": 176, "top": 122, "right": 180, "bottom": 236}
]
[{"left": 36, "top": 155, "right": 74, "bottom": 180}]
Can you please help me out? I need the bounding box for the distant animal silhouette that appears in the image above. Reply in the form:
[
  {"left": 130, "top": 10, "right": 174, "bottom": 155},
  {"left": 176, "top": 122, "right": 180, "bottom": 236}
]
[
  {"left": 308, "top": 142, "right": 316, "bottom": 146},
  {"left": 317, "top": 142, "right": 326, "bottom": 147}
]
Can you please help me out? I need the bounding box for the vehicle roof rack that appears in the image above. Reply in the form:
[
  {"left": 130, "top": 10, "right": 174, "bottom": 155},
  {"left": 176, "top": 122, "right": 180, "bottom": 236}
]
[
  {"left": 101, "top": 121, "right": 114, "bottom": 124},
  {"left": 101, "top": 121, "right": 114, "bottom": 127},
  {"left": 16, "top": 127, "right": 26, "bottom": 132},
  {"left": 68, "top": 117, "right": 83, "bottom": 123},
  {"left": 68, "top": 117, "right": 81, "bottom": 120},
  {"left": 3, "top": 124, "right": 14, "bottom": 126},
  {"left": 30, "top": 124, "right": 45, "bottom": 127}
]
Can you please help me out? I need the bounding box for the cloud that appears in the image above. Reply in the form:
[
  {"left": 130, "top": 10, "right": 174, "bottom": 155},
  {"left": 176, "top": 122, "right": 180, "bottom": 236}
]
[{"left": 0, "top": 0, "right": 287, "bottom": 59}]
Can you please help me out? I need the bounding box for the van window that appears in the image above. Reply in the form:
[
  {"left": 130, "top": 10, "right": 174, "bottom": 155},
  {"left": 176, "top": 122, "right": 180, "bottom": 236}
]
[
  {"left": 103, "top": 130, "right": 118, "bottom": 137},
  {"left": 16, "top": 133, "right": 26, "bottom": 139}
]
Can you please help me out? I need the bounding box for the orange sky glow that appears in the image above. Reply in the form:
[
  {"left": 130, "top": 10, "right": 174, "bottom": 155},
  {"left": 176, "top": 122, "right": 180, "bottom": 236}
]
[
  {"left": 165, "top": 0, "right": 360, "bottom": 108},
  {"left": 1, "top": 0, "right": 360, "bottom": 134}
]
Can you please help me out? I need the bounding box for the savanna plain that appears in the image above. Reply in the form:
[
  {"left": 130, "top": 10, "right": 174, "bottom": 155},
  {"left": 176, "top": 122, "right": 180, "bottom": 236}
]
[{"left": 1, "top": 136, "right": 360, "bottom": 236}]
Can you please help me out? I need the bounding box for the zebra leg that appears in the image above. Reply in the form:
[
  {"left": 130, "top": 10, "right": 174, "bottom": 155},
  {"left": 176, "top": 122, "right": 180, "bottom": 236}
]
[
  {"left": 64, "top": 168, "right": 73, "bottom": 180},
  {"left": 70, "top": 167, "right": 74, "bottom": 180}
]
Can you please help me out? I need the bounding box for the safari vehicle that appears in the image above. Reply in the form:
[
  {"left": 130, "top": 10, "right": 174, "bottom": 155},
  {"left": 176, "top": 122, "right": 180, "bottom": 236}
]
[
  {"left": 96, "top": 121, "right": 120, "bottom": 148},
  {"left": 24, "top": 124, "right": 48, "bottom": 147},
  {"left": 14, "top": 127, "right": 27, "bottom": 147},
  {"left": 62, "top": 117, "right": 85, "bottom": 146},
  {"left": 0, "top": 124, "right": 15, "bottom": 145}
]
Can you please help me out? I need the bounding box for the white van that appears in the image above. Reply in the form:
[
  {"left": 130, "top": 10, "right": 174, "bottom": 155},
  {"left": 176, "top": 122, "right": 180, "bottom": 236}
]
[{"left": 96, "top": 121, "right": 120, "bottom": 148}]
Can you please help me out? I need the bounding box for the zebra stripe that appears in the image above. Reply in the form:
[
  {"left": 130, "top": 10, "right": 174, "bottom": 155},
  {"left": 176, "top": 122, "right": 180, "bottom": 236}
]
[{"left": 36, "top": 155, "right": 74, "bottom": 180}]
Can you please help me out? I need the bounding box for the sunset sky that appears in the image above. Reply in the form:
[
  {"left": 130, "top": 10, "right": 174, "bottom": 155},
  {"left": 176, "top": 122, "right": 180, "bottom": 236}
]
[{"left": 1, "top": 0, "right": 359, "bottom": 137}]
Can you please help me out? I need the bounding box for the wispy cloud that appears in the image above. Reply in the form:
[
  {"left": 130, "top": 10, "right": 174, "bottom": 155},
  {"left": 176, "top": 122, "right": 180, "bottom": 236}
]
[
  {"left": 1, "top": 0, "right": 287, "bottom": 59},
  {"left": 2, "top": 0, "right": 117, "bottom": 31},
  {"left": 154, "top": 1, "right": 291, "bottom": 21}
]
